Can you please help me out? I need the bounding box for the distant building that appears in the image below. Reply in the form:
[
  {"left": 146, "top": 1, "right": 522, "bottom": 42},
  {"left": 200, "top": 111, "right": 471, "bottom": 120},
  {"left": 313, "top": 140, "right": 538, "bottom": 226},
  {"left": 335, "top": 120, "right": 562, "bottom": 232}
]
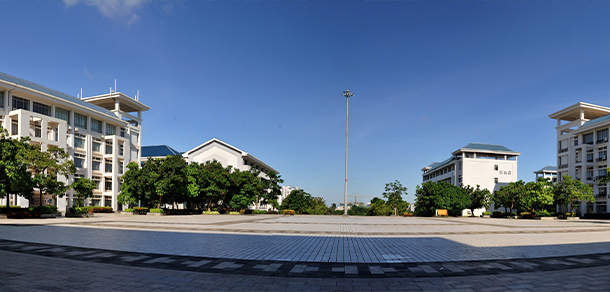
[
  {"left": 534, "top": 166, "right": 557, "bottom": 182},
  {"left": 549, "top": 102, "right": 610, "bottom": 214},
  {"left": 421, "top": 143, "right": 520, "bottom": 216},
  {"left": 142, "top": 138, "right": 280, "bottom": 210}
]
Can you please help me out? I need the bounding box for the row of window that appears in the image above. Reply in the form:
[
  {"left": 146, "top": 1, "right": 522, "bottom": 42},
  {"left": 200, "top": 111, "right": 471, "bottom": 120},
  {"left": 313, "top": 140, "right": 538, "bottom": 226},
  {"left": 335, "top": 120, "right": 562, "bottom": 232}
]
[
  {"left": 9, "top": 96, "right": 125, "bottom": 136},
  {"left": 74, "top": 154, "right": 124, "bottom": 174}
]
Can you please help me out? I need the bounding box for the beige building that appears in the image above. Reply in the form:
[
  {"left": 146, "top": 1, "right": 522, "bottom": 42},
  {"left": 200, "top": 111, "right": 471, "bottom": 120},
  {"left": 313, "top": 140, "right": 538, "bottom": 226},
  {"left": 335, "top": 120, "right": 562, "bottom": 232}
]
[
  {"left": 0, "top": 72, "right": 149, "bottom": 211},
  {"left": 422, "top": 143, "right": 520, "bottom": 216},
  {"left": 549, "top": 102, "right": 610, "bottom": 214}
]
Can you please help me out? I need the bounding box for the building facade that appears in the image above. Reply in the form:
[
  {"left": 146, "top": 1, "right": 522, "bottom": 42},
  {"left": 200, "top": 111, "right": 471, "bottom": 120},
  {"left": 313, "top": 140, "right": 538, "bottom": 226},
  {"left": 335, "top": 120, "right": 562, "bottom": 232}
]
[
  {"left": 549, "top": 102, "right": 610, "bottom": 214},
  {"left": 0, "top": 72, "right": 149, "bottom": 211},
  {"left": 421, "top": 143, "right": 520, "bottom": 216}
]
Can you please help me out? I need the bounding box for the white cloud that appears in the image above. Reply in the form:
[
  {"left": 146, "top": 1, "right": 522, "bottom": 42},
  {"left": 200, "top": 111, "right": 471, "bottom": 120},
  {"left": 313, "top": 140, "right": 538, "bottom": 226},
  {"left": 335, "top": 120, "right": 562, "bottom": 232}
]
[{"left": 63, "top": 0, "right": 147, "bottom": 25}]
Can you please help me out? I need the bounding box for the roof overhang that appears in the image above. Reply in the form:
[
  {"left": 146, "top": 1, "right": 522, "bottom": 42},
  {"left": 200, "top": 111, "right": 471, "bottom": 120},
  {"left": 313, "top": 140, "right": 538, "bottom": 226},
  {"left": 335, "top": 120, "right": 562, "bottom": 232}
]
[
  {"left": 83, "top": 92, "right": 151, "bottom": 113},
  {"left": 549, "top": 102, "right": 610, "bottom": 122},
  {"left": 452, "top": 148, "right": 521, "bottom": 156}
]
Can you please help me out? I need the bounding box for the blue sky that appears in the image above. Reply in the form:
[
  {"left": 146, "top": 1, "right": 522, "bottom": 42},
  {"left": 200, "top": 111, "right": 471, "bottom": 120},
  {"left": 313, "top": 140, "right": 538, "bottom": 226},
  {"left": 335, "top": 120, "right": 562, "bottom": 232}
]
[{"left": 3, "top": 1, "right": 610, "bottom": 204}]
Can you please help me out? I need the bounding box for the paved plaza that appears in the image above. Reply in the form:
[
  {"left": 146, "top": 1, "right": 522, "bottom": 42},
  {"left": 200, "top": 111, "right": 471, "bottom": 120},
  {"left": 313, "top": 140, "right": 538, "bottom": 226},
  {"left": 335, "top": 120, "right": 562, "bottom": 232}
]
[{"left": 2, "top": 215, "right": 610, "bottom": 291}]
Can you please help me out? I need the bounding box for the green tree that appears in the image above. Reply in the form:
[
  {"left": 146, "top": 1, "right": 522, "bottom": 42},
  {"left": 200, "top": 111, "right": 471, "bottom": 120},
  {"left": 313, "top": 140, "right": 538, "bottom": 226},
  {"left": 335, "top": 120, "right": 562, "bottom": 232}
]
[
  {"left": 414, "top": 181, "right": 470, "bottom": 216},
  {"left": 258, "top": 172, "right": 284, "bottom": 209},
  {"left": 186, "top": 160, "right": 231, "bottom": 210},
  {"left": 228, "top": 169, "right": 263, "bottom": 210},
  {"left": 523, "top": 177, "right": 554, "bottom": 212},
  {"left": 493, "top": 180, "right": 526, "bottom": 213},
  {"left": 305, "top": 197, "right": 330, "bottom": 215},
  {"left": 155, "top": 155, "right": 188, "bottom": 209},
  {"left": 72, "top": 178, "right": 97, "bottom": 207},
  {"left": 280, "top": 189, "right": 312, "bottom": 214},
  {"left": 23, "top": 145, "right": 75, "bottom": 207},
  {"left": 0, "top": 127, "right": 34, "bottom": 208},
  {"left": 382, "top": 180, "right": 408, "bottom": 216},
  {"left": 554, "top": 175, "right": 594, "bottom": 216},
  {"left": 118, "top": 162, "right": 143, "bottom": 206},
  {"left": 463, "top": 184, "right": 492, "bottom": 216}
]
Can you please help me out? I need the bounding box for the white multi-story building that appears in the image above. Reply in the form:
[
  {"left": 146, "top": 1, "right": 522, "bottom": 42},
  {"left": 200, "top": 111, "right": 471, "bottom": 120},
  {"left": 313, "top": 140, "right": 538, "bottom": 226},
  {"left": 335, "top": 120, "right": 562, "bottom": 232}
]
[
  {"left": 0, "top": 72, "right": 149, "bottom": 211},
  {"left": 421, "top": 143, "right": 520, "bottom": 216},
  {"left": 549, "top": 102, "right": 610, "bottom": 214},
  {"left": 534, "top": 166, "right": 557, "bottom": 182}
]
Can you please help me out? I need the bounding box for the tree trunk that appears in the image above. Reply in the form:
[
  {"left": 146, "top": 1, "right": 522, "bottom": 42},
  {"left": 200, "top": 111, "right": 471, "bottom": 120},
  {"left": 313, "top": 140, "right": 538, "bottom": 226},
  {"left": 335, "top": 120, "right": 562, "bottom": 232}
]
[{"left": 157, "top": 195, "right": 162, "bottom": 209}]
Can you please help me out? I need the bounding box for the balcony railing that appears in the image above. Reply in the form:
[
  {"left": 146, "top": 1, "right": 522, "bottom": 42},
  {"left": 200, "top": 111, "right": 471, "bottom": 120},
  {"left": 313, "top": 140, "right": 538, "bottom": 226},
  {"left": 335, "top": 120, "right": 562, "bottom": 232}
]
[
  {"left": 576, "top": 160, "right": 582, "bottom": 163},
  {"left": 596, "top": 194, "right": 607, "bottom": 199},
  {"left": 585, "top": 141, "right": 594, "bottom": 145},
  {"left": 588, "top": 158, "right": 594, "bottom": 163},
  {"left": 596, "top": 175, "right": 608, "bottom": 181},
  {"left": 559, "top": 164, "right": 568, "bottom": 169},
  {"left": 597, "top": 137, "right": 609, "bottom": 144},
  {"left": 559, "top": 148, "right": 569, "bottom": 153},
  {"left": 597, "top": 157, "right": 608, "bottom": 162},
  {"left": 587, "top": 176, "right": 594, "bottom": 181}
]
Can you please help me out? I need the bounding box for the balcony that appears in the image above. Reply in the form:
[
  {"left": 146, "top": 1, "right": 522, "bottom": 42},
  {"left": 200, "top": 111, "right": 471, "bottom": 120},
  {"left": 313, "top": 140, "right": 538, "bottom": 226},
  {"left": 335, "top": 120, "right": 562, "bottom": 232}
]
[
  {"left": 559, "top": 164, "right": 568, "bottom": 169},
  {"left": 597, "top": 157, "right": 608, "bottom": 162},
  {"left": 596, "top": 194, "right": 607, "bottom": 199},
  {"left": 596, "top": 175, "right": 608, "bottom": 181},
  {"left": 597, "top": 137, "right": 609, "bottom": 144},
  {"left": 587, "top": 176, "right": 594, "bottom": 181},
  {"left": 587, "top": 158, "right": 594, "bottom": 163},
  {"left": 558, "top": 148, "right": 569, "bottom": 153}
]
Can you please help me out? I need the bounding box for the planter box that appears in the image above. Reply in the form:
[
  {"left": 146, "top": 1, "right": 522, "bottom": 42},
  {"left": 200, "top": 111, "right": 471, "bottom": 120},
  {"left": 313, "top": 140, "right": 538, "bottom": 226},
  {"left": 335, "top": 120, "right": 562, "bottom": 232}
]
[
  {"left": 147, "top": 212, "right": 166, "bottom": 216},
  {"left": 65, "top": 213, "right": 94, "bottom": 218},
  {"left": 120, "top": 211, "right": 135, "bottom": 215},
  {"left": 535, "top": 217, "right": 558, "bottom": 220},
  {"left": 506, "top": 216, "right": 520, "bottom": 219},
  {"left": 481, "top": 215, "right": 490, "bottom": 218},
  {"left": 567, "top": 217, "right": 580, "bottom": 220},
  {"left": 40, "top": 214, "right": 57, "bottom": 218},
  {"left": 0, "top": 214, "right": 7, "bottom": 219}
]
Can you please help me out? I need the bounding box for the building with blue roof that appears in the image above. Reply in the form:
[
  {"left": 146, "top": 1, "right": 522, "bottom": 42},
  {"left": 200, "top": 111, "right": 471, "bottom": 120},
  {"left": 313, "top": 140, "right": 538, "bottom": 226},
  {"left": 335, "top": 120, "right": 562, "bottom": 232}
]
[
  {"left": 534, "top": 166, "right": 557, "bottom": 182},
  {"left": 421, "top": 143, "right": 520, "bottom": 216},
  {"left": 549, "top": 102, "right": 610, "bottom": 213},
  {"left": 0, "top": 72, "right": 150, "bottom": 212}
]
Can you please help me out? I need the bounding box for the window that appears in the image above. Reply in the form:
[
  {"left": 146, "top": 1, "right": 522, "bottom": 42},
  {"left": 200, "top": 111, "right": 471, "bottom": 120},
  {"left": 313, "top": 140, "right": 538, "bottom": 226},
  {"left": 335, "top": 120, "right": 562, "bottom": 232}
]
[
  {"left": 33, "top": 123, "right": 41, "bottom": 138},
  {"left": 119, "top": 143, "right": 124, "bottom": 156},
  {"left": 55, "top": 107, "right": 70, "bottom": 124},
  {"left": 93, "top": 176, "right": 101, "bottom": 190},
  {"left": 105, "top": 178, "right": 112, "bottom": 191},
  {"left": 465, "top": 152, "right": 474, "bottom": 158},
  {"left": 131, "top": 132, "right": 139, "bottom": 145},
  {"left": 33, "top": 102, "right": 50, "bottom": 116},
  {"left": 120, "top": 128, "right": 125, "bottom": 137},
  {"left": 12, "top": 96, "right": 29, "bottom": 111},
  {"left": 494, "top": 165, "right": 498, "bottom": 171},
  {"left": 584, "top": 133, "right": 594, "bottom": 144},
  {"left": 92, "top": 157, "right": 102, "bottom": 171},
  {"left": 106, "top": 124, "right": 116, "bottom": 136},
  {"left": 0, "top": 91, "right": 4, "bottom": 108},
  {"left": 458, "top": 162, "right": 462, "bottom": 170},
  {"left": 458, "top": 176, "right": 462, "bottom": 183},
  {"left": 92, "top": 139, "right": 101, "bottom": 153},
  {"left": 74, "top": 133, "right": 85, "bottom": 149},
  {"left": 588, "top": 153, "right": 594, "bottom": 162},
  {"left": 596, "top": 203, "right": 606, "bottom": 214},
  {"left": 91, "top": 119, "right": 102, "bottom": 133},
  {"left": 119, "top": 161, "right": 123, "bottom": 174},
  {"left": 598, "top": 129, "right": 609, "bottom": 143},
  {"left": 11, "top": 121, "right": 18, "bottom": 135},
  {"left": 105, "top": 161, "right": 113, "bottom": 173},
  {"left": 74, "top": 153, "right": 85, "bottom": 169},
  {"left": 494, "top": 177, "right": 498, "bottom": 183},
  {"left": 74, "top": 113, "right": 87, "bottom": 129},
  {"left": 106, "top": 140, "right": 113, "bottom": 155}
]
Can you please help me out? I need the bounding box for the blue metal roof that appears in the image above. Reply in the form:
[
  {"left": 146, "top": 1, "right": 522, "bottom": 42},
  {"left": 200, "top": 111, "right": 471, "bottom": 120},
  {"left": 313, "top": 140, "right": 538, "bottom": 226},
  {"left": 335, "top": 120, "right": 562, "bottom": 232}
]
[
  {"left": 535, "top": 166, "right": 557, "bottom": 173},
  {"left": 0, "top": 72, "right": 116, "bottom": 119},
  {"left": 581, "top": 114, "right": 610, "bottom": 128},
  {"left": 141, "top": 145, "right": 181, "bottom": 157},
  {"left": 461, "top": 143, "right": 515, "bottom": 152},
  {"left": 427, "top": 156, "right": 456, "bottom": 173}
]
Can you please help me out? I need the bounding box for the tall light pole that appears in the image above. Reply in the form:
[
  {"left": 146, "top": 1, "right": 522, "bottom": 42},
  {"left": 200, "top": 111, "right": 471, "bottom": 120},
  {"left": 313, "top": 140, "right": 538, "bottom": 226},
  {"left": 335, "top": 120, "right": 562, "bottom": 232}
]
[{"left": 342, "top": 90, "right": 353, "bottom": 216}]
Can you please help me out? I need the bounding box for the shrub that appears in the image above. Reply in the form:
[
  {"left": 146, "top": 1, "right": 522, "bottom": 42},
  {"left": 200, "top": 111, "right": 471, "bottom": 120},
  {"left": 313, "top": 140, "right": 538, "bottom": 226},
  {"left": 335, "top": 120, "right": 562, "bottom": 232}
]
[
  {"left": 32, "top": 205, "right": 58, "bottom": 214},
  {"left": 7, "top": 209, "right": 40, "bottom": 218},
  {"left": 492, "top": 211, "right": 504, "bottom": 217},
  {"left": 507, "top": 212, "right": 517, "bottom": 216},
  {"left": 482, "top": 212, "right": 491, "bottom": 215},
  {"left": 202, "top": 211, "right": 219, "bottom": 215},
  {"left": 283, "top": 210, "right": 295, "bottom": 215},
  {"left": 202, "top": 211, "right": 220, "bottom": 215},
  {"left": 267, "top": 210, "right": 279, "bottom": 215},
  {"left": 149, "top": 208, "right": 164, "bottom": 213},
  {"left": 331, "top": 210, "right": 344, "bottom": 215},
  {"left": 228, "top": 211, "right": 240, "bottom": 215},
  {"left": 403, "top": 212, "right": 413, "bottom": 217},
  {"left": 534, "top": 210, "right": 554, "bottom": 217},
  {"left": 253, "top": 210, "right": 268, "bottom": 214},
  {"left": 519, "top": 212, "right": 531, "bottom": 216}
]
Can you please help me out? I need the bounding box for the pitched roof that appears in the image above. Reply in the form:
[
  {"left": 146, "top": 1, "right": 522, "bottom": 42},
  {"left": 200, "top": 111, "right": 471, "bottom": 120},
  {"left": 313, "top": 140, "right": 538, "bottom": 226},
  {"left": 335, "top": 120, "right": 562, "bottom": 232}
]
[
  {"left": 0, "top": 72, "right": 119, "bottom": 120},
  {"left": 534, "top": 166, "right": 557, "bottom": 173},
  {"left": 141, "top": 145, "right": 181, "bottom": 157},
  {"left": 581, "top": 113, "right": 610, "bottom": 128},
  {"left": 427, "top": 156, "right": 456, "bottom": 173},
  {"left": 461, "top": 142, "right": 515, "bottom": 152}
]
